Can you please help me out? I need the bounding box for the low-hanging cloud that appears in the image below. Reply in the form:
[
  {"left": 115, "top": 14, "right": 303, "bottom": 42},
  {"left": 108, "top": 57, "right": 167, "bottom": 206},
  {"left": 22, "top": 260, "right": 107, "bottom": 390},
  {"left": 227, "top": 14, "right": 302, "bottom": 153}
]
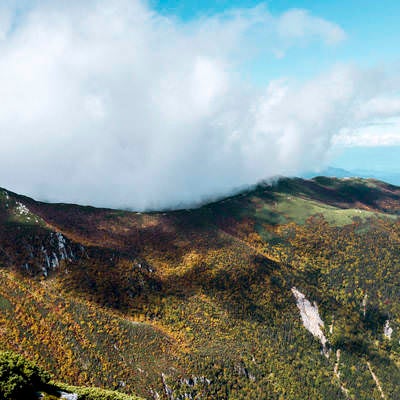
[{"left": 0, "top": 0, "right": 399, "bottom": 210}]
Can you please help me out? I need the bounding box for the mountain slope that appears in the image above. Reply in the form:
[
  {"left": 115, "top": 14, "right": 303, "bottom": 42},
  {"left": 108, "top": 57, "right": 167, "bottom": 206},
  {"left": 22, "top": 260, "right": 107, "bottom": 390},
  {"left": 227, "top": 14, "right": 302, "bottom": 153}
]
[{"left": 0, "top": 177, "right": 399, "bottom": 399}]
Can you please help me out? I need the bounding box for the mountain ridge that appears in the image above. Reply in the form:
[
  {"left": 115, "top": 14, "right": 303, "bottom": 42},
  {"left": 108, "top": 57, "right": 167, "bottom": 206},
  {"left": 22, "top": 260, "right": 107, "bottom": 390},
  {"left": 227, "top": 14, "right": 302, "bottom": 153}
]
[{"left": 0, "top": 177, "right": 400, "bottom": 399}]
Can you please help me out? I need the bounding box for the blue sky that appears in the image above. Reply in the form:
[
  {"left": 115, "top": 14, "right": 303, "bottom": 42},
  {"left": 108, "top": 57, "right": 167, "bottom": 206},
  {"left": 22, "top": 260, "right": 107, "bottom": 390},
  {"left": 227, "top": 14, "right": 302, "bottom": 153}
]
[
  {"left": 152, "top": 0, "right": 400, "bottom": 177},
  {"left": 153, "top": 0, "right": 400, "bottom": 72},
  {"left": 150, "top": 0, "right": 400, "bottom": 83},
  {"left": 332, "top": 146, "right": 400, "bottom": 172}
]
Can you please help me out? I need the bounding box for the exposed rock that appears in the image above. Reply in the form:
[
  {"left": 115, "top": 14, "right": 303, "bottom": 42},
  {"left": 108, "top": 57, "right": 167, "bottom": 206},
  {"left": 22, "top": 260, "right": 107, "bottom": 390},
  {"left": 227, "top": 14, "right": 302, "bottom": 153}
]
[
  {"left": 291, "top": 287, "right": 328, "bottom": 356},
  {"left": 362, "top": 294, "right": 368, "bottom": 317},
  {"left": 333, "top": 349, "right": 349, "bottom": 398},
  {"left": 367, "top": 361, "right": 386, "bottom": 399},
  {"left": 60, "top": 392, "right": 78, "bottom": 400},
  {"left": 383, "top": 320, "right": 393, "bottom": 340}
]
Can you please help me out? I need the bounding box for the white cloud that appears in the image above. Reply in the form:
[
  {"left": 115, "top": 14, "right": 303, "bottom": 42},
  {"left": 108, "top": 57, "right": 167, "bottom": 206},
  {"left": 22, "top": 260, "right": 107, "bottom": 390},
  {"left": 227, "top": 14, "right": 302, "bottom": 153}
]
[
  {"left": 356, "top": 97, "right": 400, "bottom": 120},
  {"left": 277, "top": 9, "right": 346, "bottom": 45},
  {"left": 334, "top": 118, "right": 400, "bottom": 147},
  {"left": 0, "top": 0, "right": 398, "bottom": 210}
]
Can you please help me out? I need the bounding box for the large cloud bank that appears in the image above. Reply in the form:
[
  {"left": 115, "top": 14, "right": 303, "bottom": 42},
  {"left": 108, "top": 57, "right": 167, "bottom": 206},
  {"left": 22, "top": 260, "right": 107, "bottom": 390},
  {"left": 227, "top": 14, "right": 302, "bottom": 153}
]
[{"left": 1, "top": 0, "right": 399, "bottom": 210}]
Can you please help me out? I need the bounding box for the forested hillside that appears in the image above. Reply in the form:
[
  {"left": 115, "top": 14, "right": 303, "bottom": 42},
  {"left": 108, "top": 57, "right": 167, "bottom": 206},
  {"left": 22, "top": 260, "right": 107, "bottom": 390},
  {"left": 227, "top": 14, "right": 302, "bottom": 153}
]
[{"left": 0, "top": 177, "right": 399, "bottom": 399}]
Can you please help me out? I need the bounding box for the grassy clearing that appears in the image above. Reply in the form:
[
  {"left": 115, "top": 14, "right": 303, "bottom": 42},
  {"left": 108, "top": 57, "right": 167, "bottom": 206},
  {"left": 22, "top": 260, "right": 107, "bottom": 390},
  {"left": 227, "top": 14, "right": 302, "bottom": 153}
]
[
  {"left": 0, "top": 189, "right": 45, "bottom": 227},
  {"left": 274, "top": 195, "right": 378, "bottom": 226},
  {"left": 251, "top": 194, "right": 395, "bottom": 227}
]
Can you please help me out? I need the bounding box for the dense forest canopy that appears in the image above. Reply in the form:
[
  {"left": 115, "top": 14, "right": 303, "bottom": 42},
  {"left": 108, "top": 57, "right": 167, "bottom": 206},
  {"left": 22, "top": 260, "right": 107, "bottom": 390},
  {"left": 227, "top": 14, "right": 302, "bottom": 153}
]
[{"left": 0, "top": 177, "right": 399, "bottom": 399}]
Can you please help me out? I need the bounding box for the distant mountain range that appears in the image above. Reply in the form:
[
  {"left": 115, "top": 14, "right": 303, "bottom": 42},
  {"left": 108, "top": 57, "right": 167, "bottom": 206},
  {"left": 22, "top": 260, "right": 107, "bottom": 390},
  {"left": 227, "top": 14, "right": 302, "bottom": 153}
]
[{"left": 303, "top": 166, "right": 400, "bottom": 186}]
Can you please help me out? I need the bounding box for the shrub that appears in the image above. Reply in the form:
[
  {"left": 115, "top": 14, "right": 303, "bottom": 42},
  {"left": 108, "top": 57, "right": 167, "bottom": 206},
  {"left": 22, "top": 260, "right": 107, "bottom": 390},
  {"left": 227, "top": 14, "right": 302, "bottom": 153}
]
[{"left": 0, "top": 351, "right": 50, "bottom": 399}]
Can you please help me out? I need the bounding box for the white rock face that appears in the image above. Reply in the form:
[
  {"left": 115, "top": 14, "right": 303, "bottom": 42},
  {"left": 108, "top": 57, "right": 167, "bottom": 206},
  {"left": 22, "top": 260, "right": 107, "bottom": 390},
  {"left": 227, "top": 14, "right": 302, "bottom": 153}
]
[
  {"left": 384, "top": 320, "right": 393, "bottom": 340},
  {"left": 56, "top": 232, "right": 70, "bottom": 260},
  {"left": 16, "top": 201, "right": 30, "bottom": 215},
  {"left": 362, "top": 294, "right": 368, "bottom": 317},
  {"left": 60, "top": 392, "right": 78, "bottom": 400},
  {"left": 292, "top": 287, "right": 328, "bottom": 355},
  {"left": 329, "top": 315, "right": 334, "bottom": 334}
]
